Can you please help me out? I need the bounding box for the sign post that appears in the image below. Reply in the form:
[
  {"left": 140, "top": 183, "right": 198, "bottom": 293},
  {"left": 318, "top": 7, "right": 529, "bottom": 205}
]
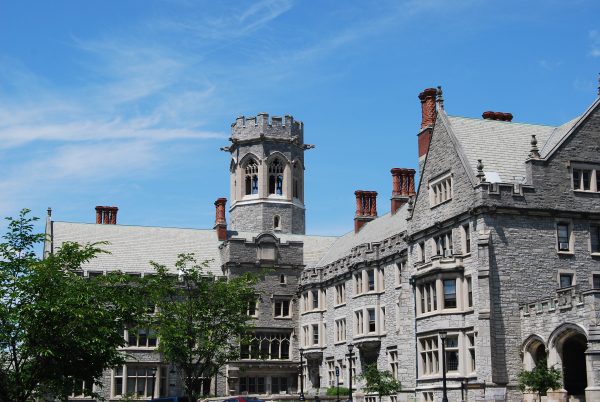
[{"left": 335, "top": 366, "right": 340, "bottom": 402}]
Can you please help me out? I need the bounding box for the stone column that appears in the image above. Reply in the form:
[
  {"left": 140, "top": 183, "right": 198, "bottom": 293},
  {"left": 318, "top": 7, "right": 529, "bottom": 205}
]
[{"left": 585, "top": 325, "right": 600, "bottom": 402}]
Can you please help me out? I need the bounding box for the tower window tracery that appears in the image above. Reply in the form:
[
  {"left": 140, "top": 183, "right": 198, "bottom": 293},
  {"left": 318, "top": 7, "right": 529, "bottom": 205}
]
[
  {"left": 268, "top": 158, "right": 284, "bottom": 195},
  {"left": 245, "top": 159, "right": 259, "bottom": 195}
]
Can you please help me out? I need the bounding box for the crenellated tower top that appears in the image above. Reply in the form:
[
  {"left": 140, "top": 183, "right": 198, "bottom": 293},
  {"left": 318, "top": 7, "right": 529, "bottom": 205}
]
[
  {"left": 231, "top": 113, "right": 304, "bottom": 143},
  {"left": 223, "top": 113, "right": 312, "bottom": 235}
]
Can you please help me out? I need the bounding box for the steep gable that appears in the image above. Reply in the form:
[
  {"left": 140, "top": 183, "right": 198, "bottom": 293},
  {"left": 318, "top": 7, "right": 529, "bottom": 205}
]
[
  {"left": 526, "top": 97, "right": 600, "bottom": 212},
  {"left": 409, "top": 108, "right": 477, "bottom": 234}
]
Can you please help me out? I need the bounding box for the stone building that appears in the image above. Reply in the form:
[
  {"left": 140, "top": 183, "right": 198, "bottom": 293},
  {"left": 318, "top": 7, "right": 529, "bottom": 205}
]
[{"left": 45, "top": 85, "right": 600, "bottom": 402}]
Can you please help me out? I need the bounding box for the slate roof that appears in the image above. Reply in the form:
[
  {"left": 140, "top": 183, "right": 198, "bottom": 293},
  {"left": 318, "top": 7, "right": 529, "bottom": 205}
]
[
  {"left": 539, "top": 116, "right": 585, "bottom": 158},
  {"left": 314, "top": 204, "right": 409, "bottom": 267},
  {"left": 446, "top": 112, "right": 583, "bottom": 184},
  {"left": 51, "top": 222, "right": 339, "bottom": 274},
  {"left": 447, "top": 116, "right": 555, "bottom": 184},
  {"left": 51, "top": 222, "right": 224, "bottom": 276}
]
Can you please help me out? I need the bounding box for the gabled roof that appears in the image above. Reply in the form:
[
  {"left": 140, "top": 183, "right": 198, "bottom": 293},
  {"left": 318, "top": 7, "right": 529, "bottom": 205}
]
[
  {"left": 539, "top": 97, "right": 600, "bottom": 159},
  {"left": 51, "top": 222, "right": 224, "bottom": 276},
  {"left": 444, "top": 96, "right": 600, "bottom": 184},
  {"left": 447, "top": 116, "right": 555, "bottom": 184},
  {"left": 314, "top": 204, "right": 409, "bottom": 267}
]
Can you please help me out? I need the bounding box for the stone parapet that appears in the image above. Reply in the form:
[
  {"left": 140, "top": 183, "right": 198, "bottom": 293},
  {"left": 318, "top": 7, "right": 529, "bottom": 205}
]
[{"left": 299, "top": 231, "right": 407, "bottom": 288}]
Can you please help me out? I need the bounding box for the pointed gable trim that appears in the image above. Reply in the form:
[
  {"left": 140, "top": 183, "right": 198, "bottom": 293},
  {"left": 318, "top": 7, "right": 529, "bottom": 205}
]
[
  {"left": 437, "top": 109, "right": 478, "bottom": 187},
  {"left": 540, "top": 97, "right": 600, "bottom": 160}
]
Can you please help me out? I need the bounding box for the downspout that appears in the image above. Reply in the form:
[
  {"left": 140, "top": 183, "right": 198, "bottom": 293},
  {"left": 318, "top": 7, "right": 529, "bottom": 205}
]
[{"left": 409, "top": 276, "right": 418, "bottom": 401}]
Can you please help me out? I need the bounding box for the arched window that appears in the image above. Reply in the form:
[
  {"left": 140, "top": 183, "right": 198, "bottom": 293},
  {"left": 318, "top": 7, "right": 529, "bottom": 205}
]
[
  {"left": 245, "top": 159, "right": 259, "bottom": 195},
  {"left": 293, "top": 161, "right": 301, "bottom": 199},
  {"left": 273, "top": 215, "right": 281, "bottom": 230},
  {"left": 268, "top": 158, "right": 284, "bottom": 195}
]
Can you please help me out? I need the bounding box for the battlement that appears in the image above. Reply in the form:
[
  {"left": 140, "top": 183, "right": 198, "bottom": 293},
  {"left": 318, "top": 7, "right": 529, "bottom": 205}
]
[{"left": 230, "top": 112, "right": 304, "bottom": 142}]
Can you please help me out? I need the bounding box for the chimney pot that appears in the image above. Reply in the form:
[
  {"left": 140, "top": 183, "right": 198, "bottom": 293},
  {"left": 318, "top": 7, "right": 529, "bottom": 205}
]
[
  {"left": 354, "top": 190, "right": 377, "bottom": 233},
  {"left": 390, "top": 168, "right": 416, "bottom": 214},
  {"left": 482, "top": 111, "right": 513, "bottom": 122}
]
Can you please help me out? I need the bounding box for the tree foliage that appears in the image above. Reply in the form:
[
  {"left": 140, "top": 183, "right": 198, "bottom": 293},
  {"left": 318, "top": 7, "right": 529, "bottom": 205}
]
[
  {"left": 148, "top": 254, "right": 256, "bottom": 402},
  {"left": 0, "top": 209, "right": 149, "bottom": 402},
  {"left": 359, "top": 363, "right": 402, "bottom": 402},
  {"left": 518, "top": 359, "right": 562, "bottom": 401}
]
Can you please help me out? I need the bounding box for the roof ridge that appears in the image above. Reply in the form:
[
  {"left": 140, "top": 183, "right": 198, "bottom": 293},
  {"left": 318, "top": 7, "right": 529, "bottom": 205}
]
[
  {"left": 447, "top": 115, "right": 557, "bottom": 128},
  {"left": 53, "top": 221, "right": 213, "bottom": 231}
]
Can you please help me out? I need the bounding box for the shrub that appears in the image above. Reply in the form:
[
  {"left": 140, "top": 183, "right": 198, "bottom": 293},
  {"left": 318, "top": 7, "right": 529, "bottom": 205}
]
[{"left": 326, "top": 386, "right": 350, "bottom": 396}]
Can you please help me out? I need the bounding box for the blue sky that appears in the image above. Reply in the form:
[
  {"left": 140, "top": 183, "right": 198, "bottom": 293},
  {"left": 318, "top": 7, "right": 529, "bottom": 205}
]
[{"left": 0, "top": 0, "right": 598, "bottom": 238}]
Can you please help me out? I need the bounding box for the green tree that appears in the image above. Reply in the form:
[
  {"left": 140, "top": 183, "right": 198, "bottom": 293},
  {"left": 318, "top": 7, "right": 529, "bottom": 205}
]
[
  {"left": 359, "top": 363, "right": 402, "bottom": 402},
  {"left": 0, "top": 209, "right": 149, "bottom": 402},
  {"left": 148, "top": 254, "right": 256, "bottom": 402},
  {"left": 518, "top": 359, "right": 562, "bottom": 402}
]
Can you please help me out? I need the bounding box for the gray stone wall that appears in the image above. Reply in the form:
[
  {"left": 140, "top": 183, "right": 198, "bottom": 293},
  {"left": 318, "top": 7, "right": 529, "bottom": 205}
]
[{"left": 408, "top": 114, "right": 476, "bottom": 236}]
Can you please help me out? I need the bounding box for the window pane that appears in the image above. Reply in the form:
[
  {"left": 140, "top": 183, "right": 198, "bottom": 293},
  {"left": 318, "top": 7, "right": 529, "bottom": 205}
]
[
  {"left": 447, "top": 351, "right": 459, "bottom": 371},
  {"left": 443, "top": 279, "right": 457, "bottom": 308},
  {"left": 368, "top": 270, "right": 375, "bottom": 291},
  {"left": 592, "top": 226, "right": 600, "bottom": 253},
  {"left": 560, "top": 274, "right": 572, "bottom": 288},
  {"left": 593, "top": 275, "right": 600, "bottom": 289},
  {"left": 557, "top": 224, "right": 570, "bottom": 251},
  {"left": 573, "top": 169, "right": 581, "bottom": 190}
]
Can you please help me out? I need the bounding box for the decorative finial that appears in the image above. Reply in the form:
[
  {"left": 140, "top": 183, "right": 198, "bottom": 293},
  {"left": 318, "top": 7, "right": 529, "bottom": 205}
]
[
  {"left": 598, "top": 73, "right": 600, "bottom": 97},
  {"left": 476, "top": 159, "right": 486, "bottom": 182},
  {"left": 407, "top": 197, "right": 414, "bottom": 212},
  {"left": 529, "top": 135, "right": 540, "bottom": 158},
  {"left": 436, "top": 85, "right": 444, "bottom": 109},
  {"left": 47, "top": 207, "right": 52, "bottom": 217}
]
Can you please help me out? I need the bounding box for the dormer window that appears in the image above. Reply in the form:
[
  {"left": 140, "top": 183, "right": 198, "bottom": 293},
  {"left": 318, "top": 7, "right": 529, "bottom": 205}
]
[
  {"left": 429, "top": 173, "right": 453, "bottom": 207},
  {"left": 245, "top": 159, "right": 259, "bottom": 195},
  {"left": 268, "top": 158, "right": 284, "bottom": 195}
]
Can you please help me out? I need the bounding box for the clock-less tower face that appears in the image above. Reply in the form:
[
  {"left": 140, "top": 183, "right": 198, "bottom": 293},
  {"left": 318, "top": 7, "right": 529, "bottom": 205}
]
[{"left": 227, "top": 113, "right": 310, "bottom": 235}]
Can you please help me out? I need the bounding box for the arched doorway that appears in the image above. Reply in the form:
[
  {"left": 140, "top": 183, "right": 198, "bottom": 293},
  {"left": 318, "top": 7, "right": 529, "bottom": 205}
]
[
  {"left": 562, "top": 333, "right": 586, "bottom": 397},
  {"left": 522, "top": 335, "right": 547, "bottom": 371},
  {"left": 548, "top": 324, "right": 588, "bottom": 400}
]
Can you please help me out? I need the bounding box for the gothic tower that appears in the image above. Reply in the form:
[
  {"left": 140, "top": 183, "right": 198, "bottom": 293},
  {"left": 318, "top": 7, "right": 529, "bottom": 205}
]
[{"left": 225, "top": 113, "right": 312, "bottom": 234}]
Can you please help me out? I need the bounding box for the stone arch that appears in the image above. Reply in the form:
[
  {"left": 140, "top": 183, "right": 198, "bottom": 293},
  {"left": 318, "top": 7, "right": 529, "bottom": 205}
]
[
  {"left": 521, "top": 334, "right": 547, "bottom": 370},
  {"left": 547, "top": 323, "right": 588, "bottom": 398},
  {"left": 265, "top": 151, "right": 291, "bottom": 166},
  {"left": 239, "top": 152, "right": 261, "bottom": 168},
  {"left": 240, "top": 154, "right": 260, "bottom": 196},
  {"left": 266, "top": 152, "right": 290, "bottom": 197}
]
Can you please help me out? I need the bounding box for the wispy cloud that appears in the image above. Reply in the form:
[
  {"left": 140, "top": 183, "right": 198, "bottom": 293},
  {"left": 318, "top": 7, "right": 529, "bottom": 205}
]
[
  {"left": 539, "top": 59, "right": 563, "bottom": 71},
  {"left": 590, "top": 30, "right": 600, "bottom": 57},
  {"left": 152, "top": 0, "right": 293, "bottom": 41}
]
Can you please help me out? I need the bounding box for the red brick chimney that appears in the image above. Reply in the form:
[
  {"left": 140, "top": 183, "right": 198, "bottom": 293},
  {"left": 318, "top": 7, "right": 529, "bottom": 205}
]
[
  {"left": 95, "top": 206, "right": 118, "bottom": 224},
  {"left": 354, "top": 190, "right": 377, "bottom": 233},
  {"left": 390, "top": 168, "right": 416, "bottom": 214},
  {"left": 417, "top": 88, "right": 438, "bottom": 163},
  {"left": 214, "top": 198, "right": 227, "bottom": 241}
]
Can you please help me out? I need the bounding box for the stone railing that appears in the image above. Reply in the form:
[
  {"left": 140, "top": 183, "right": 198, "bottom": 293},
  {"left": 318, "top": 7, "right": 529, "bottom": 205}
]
[{"left": 520, "top": 285, "right": 589, "bottom": 316}]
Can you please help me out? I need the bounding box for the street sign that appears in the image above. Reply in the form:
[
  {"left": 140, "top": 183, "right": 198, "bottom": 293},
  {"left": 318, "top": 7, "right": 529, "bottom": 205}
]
[{"left": 335, "top": 366, "right": 340, "bottom": 377}]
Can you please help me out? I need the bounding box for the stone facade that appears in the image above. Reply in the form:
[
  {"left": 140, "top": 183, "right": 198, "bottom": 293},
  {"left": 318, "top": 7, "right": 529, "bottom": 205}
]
[{"left": 47, "top": 89, "right": 600, "bottom": 402}]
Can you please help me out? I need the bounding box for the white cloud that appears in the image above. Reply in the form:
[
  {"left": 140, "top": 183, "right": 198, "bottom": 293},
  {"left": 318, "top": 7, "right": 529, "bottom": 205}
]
[{"left": 590, "top": 30, "right": 600, "bottom": 57}]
